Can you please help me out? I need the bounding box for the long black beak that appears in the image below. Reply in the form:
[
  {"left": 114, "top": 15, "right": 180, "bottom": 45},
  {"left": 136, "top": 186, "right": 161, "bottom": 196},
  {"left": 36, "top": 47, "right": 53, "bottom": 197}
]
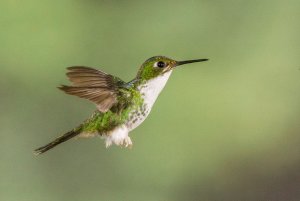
[{"left": 177, "top": 59, "right": 208, "bottom": 66}]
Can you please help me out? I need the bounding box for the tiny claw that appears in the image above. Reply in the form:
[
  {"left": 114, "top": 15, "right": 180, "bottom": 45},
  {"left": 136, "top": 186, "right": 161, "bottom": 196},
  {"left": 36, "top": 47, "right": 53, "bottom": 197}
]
[{"left": 123, "top": 136, "right": 133, "bottom": 149}]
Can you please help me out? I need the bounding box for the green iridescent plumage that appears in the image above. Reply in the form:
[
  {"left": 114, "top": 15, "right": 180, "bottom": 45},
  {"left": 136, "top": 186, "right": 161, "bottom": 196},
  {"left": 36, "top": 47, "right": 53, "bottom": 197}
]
[
  {"left": 136, "top": 56, "right": 177, "bottom": 80},
  {"left": 81, "top": 88, "right": 143, "bottom": 133}
]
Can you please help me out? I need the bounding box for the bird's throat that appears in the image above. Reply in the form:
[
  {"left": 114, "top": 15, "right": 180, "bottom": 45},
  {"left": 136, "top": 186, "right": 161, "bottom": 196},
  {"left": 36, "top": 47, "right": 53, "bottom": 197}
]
[
  {"left": 126, "top": 71, "right": 173, "bottom": 131},
  {"left": 138, "top": 70, "right": 173, "bottom": 111}
]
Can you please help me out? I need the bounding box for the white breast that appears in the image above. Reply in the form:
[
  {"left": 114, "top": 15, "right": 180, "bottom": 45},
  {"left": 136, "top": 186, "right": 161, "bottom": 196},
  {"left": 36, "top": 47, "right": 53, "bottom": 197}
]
[
  {"left": 127, "top": 70, "right": 173, "bottom": 131},
  {"left": 139, "top": 70, "right": 173, "bottom": 109}
]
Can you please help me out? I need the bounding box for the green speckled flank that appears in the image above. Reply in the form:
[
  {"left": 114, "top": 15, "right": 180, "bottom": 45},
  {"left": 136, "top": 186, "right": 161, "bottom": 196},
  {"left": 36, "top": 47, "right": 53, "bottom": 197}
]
[{"left": 81, "top": 86, "right": 143, "bottom": 134}]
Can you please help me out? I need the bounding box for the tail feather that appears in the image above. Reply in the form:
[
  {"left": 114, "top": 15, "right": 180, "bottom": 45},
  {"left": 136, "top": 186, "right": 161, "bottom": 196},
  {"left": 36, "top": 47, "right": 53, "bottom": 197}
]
[{"left": 34, "top": 128, "right": 81, "bottom": 155}]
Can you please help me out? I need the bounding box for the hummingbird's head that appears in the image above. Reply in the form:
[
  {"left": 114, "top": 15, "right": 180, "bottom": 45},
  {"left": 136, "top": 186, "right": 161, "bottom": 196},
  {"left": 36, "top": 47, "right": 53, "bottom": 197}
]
[{"left": 136, "top": 56, "right": 208, "bottom": 81}]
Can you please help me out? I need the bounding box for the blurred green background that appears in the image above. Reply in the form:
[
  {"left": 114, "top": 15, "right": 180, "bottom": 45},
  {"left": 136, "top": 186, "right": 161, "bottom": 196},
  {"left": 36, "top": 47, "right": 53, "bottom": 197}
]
[{"left": 1, "top": 0, "right": 300, "bottom": 200}]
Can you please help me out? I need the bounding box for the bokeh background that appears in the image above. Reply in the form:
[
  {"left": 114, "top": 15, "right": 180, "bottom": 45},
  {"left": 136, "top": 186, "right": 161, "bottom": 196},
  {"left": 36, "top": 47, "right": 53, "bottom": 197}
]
[{"left": 1, "top": 0, "right": 300, "bottom": 200}]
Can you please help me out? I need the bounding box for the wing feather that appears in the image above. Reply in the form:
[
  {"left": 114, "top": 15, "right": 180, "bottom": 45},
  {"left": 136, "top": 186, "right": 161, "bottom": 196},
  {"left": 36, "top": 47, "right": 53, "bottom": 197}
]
[{"left": 59, "top": 66, "right": 126, "bottom": 113}]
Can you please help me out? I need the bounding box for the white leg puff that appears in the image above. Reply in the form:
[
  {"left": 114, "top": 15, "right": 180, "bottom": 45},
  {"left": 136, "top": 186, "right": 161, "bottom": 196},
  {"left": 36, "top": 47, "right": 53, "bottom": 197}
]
[{"left": 102, "top": 125, "right": 133, "bottom": 148}]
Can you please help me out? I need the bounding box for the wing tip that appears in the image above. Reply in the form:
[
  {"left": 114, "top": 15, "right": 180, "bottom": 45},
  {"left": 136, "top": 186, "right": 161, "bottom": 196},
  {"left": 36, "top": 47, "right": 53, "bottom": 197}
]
[
  {"left": 57, "top": 85, "right": 72, "bottom": 93},
  {"left": 66, "top": 66, "right": 97, "bottom": 71}
]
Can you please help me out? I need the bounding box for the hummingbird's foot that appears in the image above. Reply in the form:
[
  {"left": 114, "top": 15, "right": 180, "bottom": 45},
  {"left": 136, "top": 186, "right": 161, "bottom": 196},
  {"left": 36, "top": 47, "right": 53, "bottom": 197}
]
[{"left": 122, "top": 136, "right": 133, "bottom": 148}]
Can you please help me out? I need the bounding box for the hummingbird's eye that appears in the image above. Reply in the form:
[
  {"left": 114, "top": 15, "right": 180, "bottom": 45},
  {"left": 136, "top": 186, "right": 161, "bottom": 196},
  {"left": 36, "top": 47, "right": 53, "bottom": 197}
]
[{"left": 156, "top": 61, "right": 166, "bottom": 68}]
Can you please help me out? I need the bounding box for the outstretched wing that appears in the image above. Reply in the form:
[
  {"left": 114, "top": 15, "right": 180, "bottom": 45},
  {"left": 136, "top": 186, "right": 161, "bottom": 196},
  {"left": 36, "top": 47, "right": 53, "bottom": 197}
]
[{"left": 59, "top": 66, "right": 127, "bottom": 113}]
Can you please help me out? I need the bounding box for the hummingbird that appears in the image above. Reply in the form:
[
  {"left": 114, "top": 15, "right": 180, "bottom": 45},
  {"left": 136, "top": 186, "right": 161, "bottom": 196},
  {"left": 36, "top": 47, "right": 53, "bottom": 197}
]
[{"left": 34, "top": 56, "right": 208, "bottom": 155}]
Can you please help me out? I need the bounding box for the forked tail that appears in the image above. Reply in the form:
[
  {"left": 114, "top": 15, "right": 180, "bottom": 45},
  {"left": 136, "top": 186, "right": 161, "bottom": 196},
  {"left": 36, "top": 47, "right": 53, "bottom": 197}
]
[{"left": 34, "top": 127, "right": 81, "bottom": 155}]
